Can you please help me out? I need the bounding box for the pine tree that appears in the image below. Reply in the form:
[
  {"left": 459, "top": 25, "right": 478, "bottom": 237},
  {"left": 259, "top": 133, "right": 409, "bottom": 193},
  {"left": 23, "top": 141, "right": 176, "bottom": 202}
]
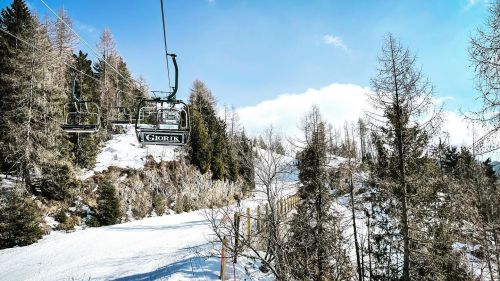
[
  {"left": 0, "top": 190, "right": 44, "bottom": 249},
  {"left": 289, "top": 106, "right": 352, "bottom": 281},
  {"left": 188, "top": 80, "right": 237, "bottom": 181},
  {"left": 0, "top": 0, "right": 74, "bottom": 199},
  {"left": 0, "top": 0, "right": 36, "bottom": 175},
  {"left": 96, "top": 179, "right": 122, "bottom": 226},
  {"left": 188, "top": 108, "right": 211, "bottom": 173},
  {"left": 237, "top": 130, "right": 255, "bottom": 193}
]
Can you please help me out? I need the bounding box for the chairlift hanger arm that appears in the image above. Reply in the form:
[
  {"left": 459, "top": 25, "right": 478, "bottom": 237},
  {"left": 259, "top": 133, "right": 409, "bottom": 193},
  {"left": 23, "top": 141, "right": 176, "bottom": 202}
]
[
  {"left": 70, "top": 79, "right": 79, "bottom": 102},
  {"left": 166, "top": 53, "right": 178, "bottom": 102}
]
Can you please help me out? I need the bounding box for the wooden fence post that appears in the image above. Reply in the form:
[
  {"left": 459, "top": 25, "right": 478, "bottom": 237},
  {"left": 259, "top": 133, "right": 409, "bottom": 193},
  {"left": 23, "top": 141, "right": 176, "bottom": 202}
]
[
  {"left": 234, "top": 212, "right": 240, "bottom": 263},
  {"left": 220, "top": 236, "right": 228, "bottom": 280}
]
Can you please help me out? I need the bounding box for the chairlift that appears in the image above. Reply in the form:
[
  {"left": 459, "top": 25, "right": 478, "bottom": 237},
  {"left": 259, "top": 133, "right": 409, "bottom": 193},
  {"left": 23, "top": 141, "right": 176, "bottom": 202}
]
[
  {"left": 135, "top": 54, "right": 190, "bottom": 146},
  {"left": 61, "top": 79, "right": 101, "bottom": 133}
]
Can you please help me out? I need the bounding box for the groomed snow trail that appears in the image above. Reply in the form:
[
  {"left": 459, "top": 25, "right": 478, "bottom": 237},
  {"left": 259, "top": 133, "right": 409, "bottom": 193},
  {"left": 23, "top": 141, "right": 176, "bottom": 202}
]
[{"left": 0, "top": 211, "right": 221, "bottom": 281}]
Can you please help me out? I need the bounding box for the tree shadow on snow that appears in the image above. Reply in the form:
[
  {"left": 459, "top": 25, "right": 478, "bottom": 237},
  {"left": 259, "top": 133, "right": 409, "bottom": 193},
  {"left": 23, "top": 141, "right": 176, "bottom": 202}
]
[{"left": 111, "top": 256, "right": 220, "bottom": 281}]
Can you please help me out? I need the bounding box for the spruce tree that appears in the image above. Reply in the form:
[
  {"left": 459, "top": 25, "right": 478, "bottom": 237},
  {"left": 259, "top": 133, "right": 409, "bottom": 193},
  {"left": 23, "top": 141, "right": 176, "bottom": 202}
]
[
  {"left": 0, "top": 191, "right": 44, "bottom": 249},
  {"left": 66, "top": 51, "right": 105, "bottom": 169},
  {"left": 96, "top": 179, "right": 122, "bottom": 226},
  {"left": 289, "top": 106, "right": 352, "bottom": 280},
  {"left": 237, "top": 130, "right": 255, "bottom": 193},
  {"left": 0, "top": 0, "right": 74, "bottom": 199},
  {"left": 188, "top": 80, "right": 237, "bottom": 181}
]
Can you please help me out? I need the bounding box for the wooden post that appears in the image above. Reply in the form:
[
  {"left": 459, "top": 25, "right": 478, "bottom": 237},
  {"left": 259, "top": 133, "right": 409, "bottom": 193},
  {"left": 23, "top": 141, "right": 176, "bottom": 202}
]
[
  {"left": 257, "top": 205, "right": 261, "bottom": 232},
  {"left": 234, "top": 212, "right": 240, "bottom": 263},
  {"left": 220, "top": 236, "right": 228, "bottom": 280},
  {"left": 246, "top": 207, "right": 251, "bottom": 241}
]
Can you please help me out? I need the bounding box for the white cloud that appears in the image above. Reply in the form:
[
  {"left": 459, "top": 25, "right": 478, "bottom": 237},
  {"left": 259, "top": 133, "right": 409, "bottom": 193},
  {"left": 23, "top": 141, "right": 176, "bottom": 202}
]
[
  {"left": 236, "top": 83, "right": 485, "bottom": 155},
  {"left": 237, "top": 83, "right": 370, "bottom": 138},
  {"left": 441, "top": 111, "right": 476, "bottom": 147},
  {"left": 322, "top": 35, "right": 348, "bottom": 50}
]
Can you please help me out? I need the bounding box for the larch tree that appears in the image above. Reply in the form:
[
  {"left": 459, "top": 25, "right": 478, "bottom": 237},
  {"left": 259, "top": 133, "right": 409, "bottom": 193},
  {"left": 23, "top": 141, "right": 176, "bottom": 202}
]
[
  {"left": 94, "top": 27, "right": 118, "bottom": 127},
  {"left": 469, "top": 0, "right": 500, "bottom": 155},
  {"left": 367, "top": 34, "right": 442, "bottom": 281}
]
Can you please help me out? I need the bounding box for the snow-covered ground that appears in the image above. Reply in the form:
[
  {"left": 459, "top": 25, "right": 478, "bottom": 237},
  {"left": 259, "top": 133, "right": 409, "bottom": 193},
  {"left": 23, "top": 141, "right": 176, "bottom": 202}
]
[
  {"left": 0, "top": 208, "right": 269, "bottom": 281},
  {"left": 0, "top": 182, "right": 298, "bottom": 281},
  {"left": 82, "top": 126, "right": 179, "bottom": 179}
]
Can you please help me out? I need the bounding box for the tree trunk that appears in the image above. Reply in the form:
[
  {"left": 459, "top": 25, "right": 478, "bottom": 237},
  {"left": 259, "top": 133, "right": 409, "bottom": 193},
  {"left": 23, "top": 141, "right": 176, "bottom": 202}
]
[
  {"left": 390, "top": 38, "right": 410, "bottom": 281},
  {"left": 350, "top": 173, "right": 363, "bottom": 281}
]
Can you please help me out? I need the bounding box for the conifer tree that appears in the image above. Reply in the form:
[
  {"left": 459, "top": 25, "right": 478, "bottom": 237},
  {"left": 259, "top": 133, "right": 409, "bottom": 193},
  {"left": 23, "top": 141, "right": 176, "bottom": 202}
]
[
  {"left": 66, "top": 51, "right": 105, "bottom": 169},
  {"left": 289, "top": 106, "right": 352, "bottom": 281},
  {"left": 367, "top": 34, "right": 441, "bottom": 280},
  {"left": 0, "top": 190, "right": 43, "bottom": 249},
  {"left": 237, "top": 130, "right": 255, "bottom": 193},
  {"left": 96, "top": 179, "right": 122, "bottom": 226},
  {"left": 0, "top": 0, "right": 74, "bottom": 199},
  {"left": 188, "top": 80, "right": 237, "bottom": 181}
]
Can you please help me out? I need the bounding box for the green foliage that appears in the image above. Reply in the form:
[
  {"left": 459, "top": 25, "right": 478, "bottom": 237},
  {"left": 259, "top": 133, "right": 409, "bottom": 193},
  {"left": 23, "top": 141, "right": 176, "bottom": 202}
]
[
  {"left": 95, "top": 179, "right": 122, "bottom": 226},
  {"left": 187, "top": 80, "right": 242, "bottom": 182},
  {"left": 237, "top": 131, "right": 255, "bottom": 193},
  {"left": 289, "top": 107, "right": 352, "bottom": 280},
  {"left": 0, "top": 192, "right": 44, "bottom": 249},
  {"left": 188, "top": 108, "right": 211, "bottom": 173},
  {"left": 67, "top": 131, "right": 107, "bottom": 169},
  {"left": 36, "top": 161, "right": 76, "bottom": 200}
]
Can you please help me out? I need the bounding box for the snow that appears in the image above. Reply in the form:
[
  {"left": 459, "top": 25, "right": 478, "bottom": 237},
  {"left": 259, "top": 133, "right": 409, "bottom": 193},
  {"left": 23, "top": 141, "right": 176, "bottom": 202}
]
[
  {"left": 44, "top": 216, "right": 60, "bottom": 228},
  {"left": 0, "top": 208, "right": 266, "bottom": 281},
  {"left": 0, "top": 189, "right": 283, "bottom": 281},
  {"left": 81, "top": 126, "right": 179, "bottom": 179}
]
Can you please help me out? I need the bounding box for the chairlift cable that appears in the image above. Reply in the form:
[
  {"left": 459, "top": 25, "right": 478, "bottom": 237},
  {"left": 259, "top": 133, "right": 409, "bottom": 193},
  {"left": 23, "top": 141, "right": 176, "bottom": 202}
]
[{"left": 160, "top": 0, "right": 172, "bottom": 95}]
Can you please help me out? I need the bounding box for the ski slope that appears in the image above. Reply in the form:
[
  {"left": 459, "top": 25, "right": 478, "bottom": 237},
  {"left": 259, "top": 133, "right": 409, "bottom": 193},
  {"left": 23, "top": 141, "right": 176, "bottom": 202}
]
[
  {"left": 0, "top": 208, "right": 270, "bottom": 281},
  {"left": 0, "top": 181, "right": 299, "bottom": 281},
  {"left": 0, "top": 211, "right": 211, "bottom": 280}
]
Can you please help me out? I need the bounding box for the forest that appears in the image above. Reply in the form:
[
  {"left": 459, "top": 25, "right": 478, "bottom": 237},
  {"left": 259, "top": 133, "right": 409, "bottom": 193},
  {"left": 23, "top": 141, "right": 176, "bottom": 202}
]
[{"left": 0, "top": 0, "right": 499, "bottom": 280}]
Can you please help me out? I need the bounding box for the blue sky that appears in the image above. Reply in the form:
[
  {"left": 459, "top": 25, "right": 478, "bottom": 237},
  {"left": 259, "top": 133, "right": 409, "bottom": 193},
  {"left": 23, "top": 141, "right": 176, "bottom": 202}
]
[{"left": 3, "top": 0, "right": 490, "bottom": 111}]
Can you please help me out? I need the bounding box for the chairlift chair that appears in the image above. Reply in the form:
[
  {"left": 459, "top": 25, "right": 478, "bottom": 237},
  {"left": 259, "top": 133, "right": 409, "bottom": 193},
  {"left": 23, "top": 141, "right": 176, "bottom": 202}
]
[
  {"left": 61, "top": 79, "right": 101, "bottom": 133},
  {"left": 135, "top": 98, "right": 190, "bottom": 145},
  {"left": 135, "top": 54, "right": 190, "bottom": 146}
]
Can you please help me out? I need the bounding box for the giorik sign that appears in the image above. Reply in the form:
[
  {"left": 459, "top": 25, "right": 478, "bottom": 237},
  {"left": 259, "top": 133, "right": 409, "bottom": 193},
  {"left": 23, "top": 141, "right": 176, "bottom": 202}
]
[{"left": 139, "top": 132, "right": 186, "bottom": 145}]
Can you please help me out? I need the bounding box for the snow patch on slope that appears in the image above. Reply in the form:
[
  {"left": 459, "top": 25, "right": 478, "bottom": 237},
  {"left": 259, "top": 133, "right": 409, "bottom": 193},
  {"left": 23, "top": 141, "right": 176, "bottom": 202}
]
[{"left": 82, "top": 126, "right": 179, "bottom": 179}]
